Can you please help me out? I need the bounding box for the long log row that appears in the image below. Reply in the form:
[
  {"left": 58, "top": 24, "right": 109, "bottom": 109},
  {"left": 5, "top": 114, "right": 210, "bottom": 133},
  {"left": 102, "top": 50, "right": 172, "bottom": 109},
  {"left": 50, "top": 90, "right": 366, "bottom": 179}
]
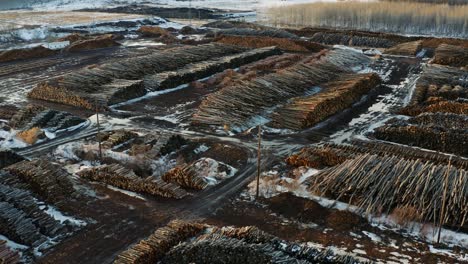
[
  {"left": 408, "top": 112, "right": 468, "bottom": 130},
  {"left": 400, "top": 98, "right": 468, "bottom": 116},
  {"left": 192, "top": 49, "right": 371, "bottom": 129},
  {"left": 29, "top": 45, "right": 280, "bottom": 110},
  {"left": 270, "top": 73, "right": 381, "bottom": 130},
  {"left": 307, "top": 154, "right": 468, "bottom": 227},
  {"left": 211, "top": 28, "right": 299, "bottom": 39},
  {"left": 309, "top": 32, "right": 397, "bottom": 48},
  {"left": 433, "top": 44, "right": 468, "bottom": 68},
  {"left": 3, "top": 159, "right": 80, "bottom": 207},
  {"left": 0, "top": 240, "right": 20, "bottom": 264},
  {"left": 384, "top": 40, "right": 423, "bottom": 56},
  {"left": 0, "top": 183, "right": 69, "bottom": 238},
  {"left": 287, "top": 140, "right": 468, "bottom": 170},
  {"left": 114, "top": 220, "right": 206, "bottom": 264},
  {"left": 162, "top": 165, "right": 208, "bottom": 190},
  {"left": 215, "top": 35, "right": 326, "bottom": 52},
  {"left": 78, "top": 164, "right": 188, "bottom": 199},
  {"left": 28, "top": 44, "right": 248, "bottom": 109}
]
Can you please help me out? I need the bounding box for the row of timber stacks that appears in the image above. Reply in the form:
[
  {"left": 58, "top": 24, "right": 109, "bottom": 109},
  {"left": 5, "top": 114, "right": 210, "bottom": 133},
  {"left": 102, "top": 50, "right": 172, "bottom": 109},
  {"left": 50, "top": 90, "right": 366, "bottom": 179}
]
[
  {"left": 0, "top": 240, "right": 20, "bottom": 264},
  {"left": 215, "top": 35, "right": 326, "bottom": 52},
  {"left": 287, "top": 140, "right": 468, "bottom": 170},
  {"left": 115, "top": 220, "right": 368, "bottom": 264},
  {"left": 78, "top": 164, "right": 188, "bottom": 199},
  {"left": 384, "top": 40, "right": 423, "bottom": 56},
  {"left": 28, "top": 44, "right": 280, "bottom": 110},
  {"left": 271, "top": 73, "right": 381, "bottom": 130},
  {"left": 307, "top": 153, "right": 468, "bottom": 228},
  {"left": 433, "top": 44, "right": 468, "bottom": 68},
  {"left": 192, "top": 49, "right": 371, "bottom": 130}
]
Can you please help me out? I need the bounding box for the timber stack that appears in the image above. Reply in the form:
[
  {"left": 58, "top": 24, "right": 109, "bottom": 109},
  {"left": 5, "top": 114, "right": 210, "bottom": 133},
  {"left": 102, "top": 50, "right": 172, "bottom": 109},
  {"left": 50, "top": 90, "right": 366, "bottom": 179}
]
[
  {"left": 384, "top": 40, "right": 423, "bottom": 56},
  {"left": 162, "top": 165, "right": 209, "bottom": 190},
  {"left": 0, "top": 240, "right": 20, "bottom": 264},
  {"left": 78, "top": 164, "right": 188, "bottom": 199},
  {"left": 432, "top": 44, "right": 468, "bottom": 68}
]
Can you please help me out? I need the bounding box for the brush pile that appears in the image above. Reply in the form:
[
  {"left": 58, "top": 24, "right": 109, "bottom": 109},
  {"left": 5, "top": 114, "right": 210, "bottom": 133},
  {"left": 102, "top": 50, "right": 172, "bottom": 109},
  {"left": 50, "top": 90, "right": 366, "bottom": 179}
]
[
  {"left": 0, "top": 240, "right": 20, "bottom": 264},
  {"left": 384, "top": 40, "right": 422, "bottom": 56},
  {"left": 114, "top": 220, "right": 205, "bottom": 264},
  {"left": 310, "top": 32, "right": 396, "bottom": 48},
  {"left": 65, "top": 34, "right": 120, "bottom": 52},
  {"left": 192, "top": 49, "right": 371, "bottom": 129},
  {"left": 308, "top": 154, "right": 468, "bottom": 227},
  {"left": 29, "top": 44, "right": 280, "bottom": 110},
  {"left": 215, "top": 35, "right": 325, "bottom": 52},
  {"left": 4, "top": 159, "right": 80, "bottom": 207},
  {"left": 162, "top": 166, "right": 208, "bottom": 190},
  {"left": 0, "top": 46, "right": 57, "bottom": 63},
  {"left": 271, "top": 73, "right": 381, "bottom": 130},
  {"left": 78, "top": 164, "right": 188, "bottom": 199},
  {"left": 433, "top": 44, "right": 468, "bottom": 68}
]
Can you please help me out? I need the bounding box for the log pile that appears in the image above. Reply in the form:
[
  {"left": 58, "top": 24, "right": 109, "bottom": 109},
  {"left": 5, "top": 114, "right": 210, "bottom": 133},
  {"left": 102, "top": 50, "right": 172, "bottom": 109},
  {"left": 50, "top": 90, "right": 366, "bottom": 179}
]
[
  {"left": 408, "top": 112, "right": 468, "bottom": 130},
  {"left": 0, "top": 240, "right": 20, "bottom": 264},
  {"left": 4, "top": 159, "right": 80, "bottom": 206},
  {"left": 9, "top": 105, "right": 46, "bottom": 129},
  {"left": 0, "top": 46, "right": 58, "bottom": 63},
  {"left": 373, "top": 123, "right": 467, "bottom": 156},
  {"left": 433, "top": 44, "right": 468, "bottom": 68},
  {"left": 162, "top": 166, "right": 208, "bottom": 190},
  {"left": 192, "top": 49, "right": 370, "bottom": 129},
  {"left": 65, "top": 34, "right": 121, "bottom": 52},
  {"left": 307, "top": 154, "right": 468, "bottom": 227},
  {"left": 78, "top": 164, "right": 188, "bottom": 199},
  {"left": 103, "top": 130, "right": 140, "bottom": 149},
  {"left": 215, "top": 35, "right": 326, "bottom": 52},
  {"left": 28, "top": 44, "right": 278, "bottom": 110},
  {"left": 9, "top": 106, "right": 85, "bottom": 132},
  {"left": 400, "top": 98, "right": 468, "bottom": 116},
  {"left": 384, "top": 40, "right": 423, "bottom": 56},
  {"left": 137, "top": 26, "right": 171, "bottom": 37},
  {"left": 211, "top": 28, "right": 298, "bottom": 39},
  {"left": 271, "top": 73, "right": 381, "bottom": 130},
  {"left": 310, "top": 32, "right": 396, "bottom": 48},
  {"left": 285, "top": 146, "right": 351, "bottom": 168},
  {"left": 114, "top": 220, "right": 205, "bottom": 264}
]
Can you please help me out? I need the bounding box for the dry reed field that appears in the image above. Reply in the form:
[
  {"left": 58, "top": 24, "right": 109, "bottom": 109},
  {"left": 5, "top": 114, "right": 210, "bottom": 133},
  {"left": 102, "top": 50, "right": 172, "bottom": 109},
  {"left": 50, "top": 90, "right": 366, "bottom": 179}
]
[{"left": 265, "top": 1, "right": 468, "bottom": 37}]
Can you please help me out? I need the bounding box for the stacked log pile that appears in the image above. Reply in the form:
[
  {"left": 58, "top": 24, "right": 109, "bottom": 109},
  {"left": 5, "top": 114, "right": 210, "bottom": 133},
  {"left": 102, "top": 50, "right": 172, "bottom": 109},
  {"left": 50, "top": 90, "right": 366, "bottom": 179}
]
[
  {"left": 0, "top": 240, "right": 20, "bottom": 264},
  {"left": 114, "top": 220, "right": 205, "bottom": 264},
  {"left": 9, "top": 105, "right": 45, "bottom": 129},
  {"left": 192, "top": 49, "right": 370, "bottom": 129},
  {"left": 271, "top": 73, "right": 381, "bottom": 130},
  {"left": 162, "top": 165, "right": 208, "bottom": 190},
  {"left": 215, "top": 35, "right": 326, "bottom": 52},
  {"left": 433, "top": 44, "right": 468, "bottom": 68},
  {"left": 384, "top": 40, "right": 423, "bottom": 56},
  {"left": 143, "top": 47, "right": 281, "bottom": 92},
  {"left": 28, "top": 44, "right": 247, "bottom": 109},
  {"left": 285, "top": 146, "right": 351, "bottom": 169},
  {"left": 78, "top": 164, "right": 188, "bottom": 199},
  {"left": 408, "top": 112, "right": 468, "bottom": 130},
  {"left": 0, "top": 46, "right": 57, "bottom": 63},
  {"left": 103, "top": 130, "right": 139, "bottom": 149},
  {"left": 65, "top": 34, "right": 121, "bottom": 52},
  {"left": 310, "top": 32, "right": 396, "bottom": 48},
  {"left": 211, "top": 28, "right": 298, "bottom": 39},
  {"left": 400, "top": 98, "right": 468, "bottom": 116},
  {"left": 4, "top": 159, "right": 80, "bottom": 206},
  {"left": 373, "top": 122, "right": 467, "bottom": 156},
  {"left": 307, "top": 154, "right": 468, "bottom": 227}
]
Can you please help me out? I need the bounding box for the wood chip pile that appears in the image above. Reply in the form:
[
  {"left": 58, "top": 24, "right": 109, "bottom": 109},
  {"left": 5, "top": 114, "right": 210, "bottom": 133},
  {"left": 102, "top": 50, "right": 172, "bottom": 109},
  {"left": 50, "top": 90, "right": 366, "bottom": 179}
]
[
  {"left": 114, "top": 220, "right": 205, "bottom": 264},
  {"left": 384, "top": 40, "right": 423, "bottom": 56},
  {"left": 433, "top": 44, "right": 468, "bottom": 68},
  {"left": 307, "top": 154, "right": 468, "bottom": 227},
  {"left": 65, "top": 34, "right": 121, "bottom": 52},
  {"left": 78, "top": 164, "right": 188, "bottom": 199},
  {"left": 162, "top": 165, "right": 208, "bottom": 190},
  {"left": 271, "top": 73, "right": 381, "bottom": 130},
  {"left": 0, "top": 240, "right": 20, "bottom": 264},
  {"left": 28, "top": 44, "right": 248, "bottom": 110},
  {"left": 4, "top": 159, "right": 80, "bottom": 207},
  {"left": 0, "top": 46, "right": 57, "bottom": 63},
  {"left": 216, "top": 35, "right": 326, "bottom": 52},
  {"left": 310, "top": 32, "right": 396, "bottom": 48},
  {"left": 192, "top": 49, "right": 370, "bottom": 129}
]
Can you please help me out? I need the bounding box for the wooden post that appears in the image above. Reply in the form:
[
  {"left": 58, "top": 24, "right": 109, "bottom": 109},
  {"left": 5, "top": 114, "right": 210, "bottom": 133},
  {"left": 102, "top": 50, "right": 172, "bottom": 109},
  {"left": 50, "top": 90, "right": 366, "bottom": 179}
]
[
  {"left": 437, "top": 157, "right": 451, "bottom": 244},
  {"left": 95, "top": 100, "right": 103, "bottom": 162},
  {"left": 256, "top": 125, "right": 262, "bottom": 200}
]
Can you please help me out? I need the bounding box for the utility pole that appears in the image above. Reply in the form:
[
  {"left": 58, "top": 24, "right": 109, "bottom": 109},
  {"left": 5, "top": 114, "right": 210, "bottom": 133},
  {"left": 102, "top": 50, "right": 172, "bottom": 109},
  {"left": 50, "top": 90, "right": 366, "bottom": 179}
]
[
  {"left": 256, "top": 124, "right": 262, "bottom": 200},
  {"left": 95, "top": 100, "right": 103, "bottom": 162}
]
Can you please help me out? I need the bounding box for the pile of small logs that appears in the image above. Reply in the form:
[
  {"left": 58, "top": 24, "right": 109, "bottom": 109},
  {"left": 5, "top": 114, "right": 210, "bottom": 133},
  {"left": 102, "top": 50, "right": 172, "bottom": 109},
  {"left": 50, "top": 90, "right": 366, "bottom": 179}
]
[
  {"left": 28, "top": 44, "right": 248, "bottom": 110},
  {"left": 310, "top": 32, "right": 396, "bottom": 48},
  {"left": 373, "top": 122, "right": 467, "bottom": 156},
  {"left": 285, "top": 146, "right": 351, "bottom": 168},
  {"left": 400, "top": 98, "right": 468, "bottom": 116},
  {"left": 103, "top": 130, "right": 140, "bottom": 149},
  {"left": 0, "top": 240, "right": 20, "bottom": 264},
  {"left": 78, "top": 164, "right": 188, "bottom": 199},
  {"left": 271, "top": 73, "right": 381, "bottom": 130},
  {"left": 433, "top": 44, "right": 468, "bottom": 68},
  {"left": 4, "top": 159, "right": 80, "bottom": 206},
  {"left": 162, "top": 165, "right": 208, "bottom": 190},
  {"left": 384, "top": 40, "right": 423, "bottom": 56},
  {"left": 114, "top": 220, "right": 205, "bottom": 264},
  {"left": 216, "top": 35, "right": 326, "bottom": 52},
  {"left": 308, "top": 154, "right": 468, "bottom": 227},
  {"left": 193, "top": 49, "right": 371, "bottom": 129},
  {"left": 408, "top": 112, "right": 468, "bottom": 130}
]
